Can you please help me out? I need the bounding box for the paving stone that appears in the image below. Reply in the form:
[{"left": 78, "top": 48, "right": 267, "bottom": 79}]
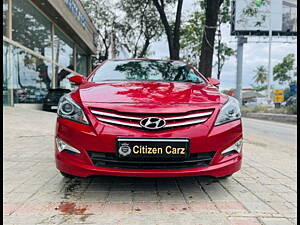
[
  {"left": 133, "top": 191, "right": 159, "bottom": 202},
  {"left": 85, "top": 183, "right": 111, "bottom": 192},
  {"left": 260, "top": 217, "right": 294, "bottom": 225},
  {"left": 184, "top": 191, "right": 211, "bottom": 202},
  {"left": 132, "top": 202, "right": 161, "bottom": 214},
  {"left": 214, "top": 201, "right": 248, "bottom": 213},
  {"left": 189, "top": 202, "right": 218, "bottom": 212},
  {"left": 160, "top": 202, "right": 190, "bottom": 213},
  {"left": 107, "top": 191, "right": 133, "bottom": 203},
  {"left": 79, "top": 191, "right": 108, "bottom": 202},
  {"left": 159, "top": 191, "right": 186, "bottom": 202},
  {"left": 3, "top": 106, "right": 297, "bottom": 224},
  {"left": 228, "top": 217, "right": 261, "bottom": 225},
  {"left": 202, "top": 182, "right": 236, "bottom": 201}
]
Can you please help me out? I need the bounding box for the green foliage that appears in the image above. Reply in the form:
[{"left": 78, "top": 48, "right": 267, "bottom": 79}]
[
  {"left": 283, "top": 87, "right": 293, "bottom": 101},
  {"left": 218, "top": 0, "right": 231, "bottom": 24},
  {"left": 180, "top": 0, "right": 233, "bottom": 74},
  {"left": 241, "top": 105, "right": 287, "bottom": 114},
  {"left": 286, "top": 103, "right": 297, "bottom": 115},
  {"left": 273, "top": 54, "right": 296, "bottom": 85},
  {"left": 117, "top": 0, "right": 163, "bottom": 58},
  {"left": 253, "top": 65, "right": 267, "bottom": 85},
  {"left": 251, "top": 84, "right": 267, "bottom": 92},
  {"left": 180, "top": 10, "right": 205, "bottom": 66},
  {"left": 214, "top": 43, "right": 235, "bottom": 78},
  {"left": 81, "top": 0, "right": 117, "bottom": 59}
]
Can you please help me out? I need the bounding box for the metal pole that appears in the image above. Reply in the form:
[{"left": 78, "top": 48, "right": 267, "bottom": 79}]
[
  {"left": 235, "top": 37, "right": 247, "bottom": 105},
  {"left": 267, "top": 2, "right": 272, "bottom": 104}
]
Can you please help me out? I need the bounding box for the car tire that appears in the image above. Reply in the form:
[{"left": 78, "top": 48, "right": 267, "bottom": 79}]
[
  {"left": 219, "top": 174, "right": 233, "bottom": 179},
  {"left": 60, "top": 171, "right": 77, "bottom": 179}
]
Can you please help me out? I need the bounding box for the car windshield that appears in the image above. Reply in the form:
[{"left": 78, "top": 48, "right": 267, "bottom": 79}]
[{"left": 91, "top": 60, "right": 206, "bottom": 84}]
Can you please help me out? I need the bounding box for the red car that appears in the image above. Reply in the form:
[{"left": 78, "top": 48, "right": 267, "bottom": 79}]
[{"left": 55, "top": 59, "right": 242, "bottom": 178}]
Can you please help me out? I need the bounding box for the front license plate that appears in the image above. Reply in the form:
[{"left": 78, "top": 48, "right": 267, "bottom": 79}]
[
  {"left": 117, "top": 138, "right": 189, "bottom": 159},
  {"left": 51, "top": 106, "right": 58, "bottom": 110}
]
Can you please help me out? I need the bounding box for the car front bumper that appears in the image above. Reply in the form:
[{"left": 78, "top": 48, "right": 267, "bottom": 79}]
[{"left": 55, "top": 116, "right": 243, "bottom": 178}]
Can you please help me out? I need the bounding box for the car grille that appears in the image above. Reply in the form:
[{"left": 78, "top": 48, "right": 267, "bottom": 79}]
[
  {"left": 90, "top": 108, "right": 214, "bottom": 130},
  {"left": 87, "top": 151, "right": 216, "bottom": 170}
]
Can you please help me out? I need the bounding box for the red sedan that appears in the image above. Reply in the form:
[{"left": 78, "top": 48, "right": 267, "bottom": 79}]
[{"left": 55, "top": 59, "right": 242, "bottom": 178}]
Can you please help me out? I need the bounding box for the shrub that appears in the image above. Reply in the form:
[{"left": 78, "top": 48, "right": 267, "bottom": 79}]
[{"left": 286, "top": 103, "right": 297, "bottom": 115}]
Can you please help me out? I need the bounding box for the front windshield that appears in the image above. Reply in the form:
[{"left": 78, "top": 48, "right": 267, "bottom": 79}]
[{"left": 91, "top": 60, "right": 206, "bottom": 84}]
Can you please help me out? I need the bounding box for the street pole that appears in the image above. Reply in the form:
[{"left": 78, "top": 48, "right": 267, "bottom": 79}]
[
  {"left": 267, "top": 2, "right": 272, "bottom": 104},
  {"left": 235, "top": 36, "right": 247, "bottom": 105}
]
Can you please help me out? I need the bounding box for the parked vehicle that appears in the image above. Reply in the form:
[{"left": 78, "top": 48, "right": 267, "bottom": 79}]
[
  {"left": 244, "top": 97, "right": 268, "bottom": 107},
  {"left": 55, "top": 59, "right": 243, "bottom": 179},
  {"left": 43, "top": 88, "right": 71, "bottom": 111},
  {"left": 281, "top": 96, "right": 297, "bottom": 107}
]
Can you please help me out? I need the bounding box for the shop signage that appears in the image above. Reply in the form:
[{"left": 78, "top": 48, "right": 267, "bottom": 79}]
[
  {"left": 273, "top": 89, "right": 284, "bottom": 103},
  {"left": 64, "top": 0, "right": 87, "bottom": 30}
]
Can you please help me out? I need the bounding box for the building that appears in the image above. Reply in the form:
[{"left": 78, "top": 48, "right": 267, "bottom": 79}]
[
  {"left": 226, "top": 88, "right": 267, "bottom": 105},
  {"left": 3, "top": 0, "right": 97, "bottom": 107}
]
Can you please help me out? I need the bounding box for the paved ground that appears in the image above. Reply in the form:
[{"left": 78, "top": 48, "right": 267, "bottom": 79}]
[{"left": 3, "top": 107, "right": 297, "bottom": 225}]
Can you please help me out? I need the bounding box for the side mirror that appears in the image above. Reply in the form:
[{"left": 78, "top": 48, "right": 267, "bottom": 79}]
[
  {"left": 208, "top": 78, "right": 220, "bottom": 87},
  {"left": 69, "top": 75, "right": 86, "bottom": 85}
]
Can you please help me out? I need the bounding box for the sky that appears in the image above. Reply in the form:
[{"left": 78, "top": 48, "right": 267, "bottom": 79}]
[{"left": 149, "top": 0, "right": 297, "bottom": 91}]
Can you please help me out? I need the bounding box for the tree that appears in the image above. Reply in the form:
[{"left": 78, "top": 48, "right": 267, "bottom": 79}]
[
  {"left": 181, "top": 0, "right": 233, "bottom": 79},
  {"left": 273, "top": 54, "right": 296, "bottom": 85},
  {"left": 117, "top": 0, "right": 163, "bottom": 58},
  {"left": 250, "top": 65, "right": 268, "bottom": 91},
  {"left": 180, "top": 10, "right": 205, "bottom": 67},
  {"left": 152, "top": 0, "right": 184, "bottom": 60},
  {"left": 198, "top": 0, "right": 224, "bottom": 78},
  {"left": 82, "top": 0, "right": 118, "bottom": 61},
  {"left": 214, "top": 0, "right": 234, "bottom": 79},
  {"left": 214, "top": 43, "right": 235, "bottom": 79},
  {"left": 253, "top": 65, "right": 267, "bottom": 85}
]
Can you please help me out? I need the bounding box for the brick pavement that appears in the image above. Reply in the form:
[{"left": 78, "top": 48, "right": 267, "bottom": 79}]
[{"left": 3, "top": 107, "right": 297, "bottom": 224}]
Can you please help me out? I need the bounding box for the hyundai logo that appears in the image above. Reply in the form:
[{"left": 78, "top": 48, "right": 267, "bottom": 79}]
[{"left": 140, "top": 117, "right": 166, "bottom": 129}]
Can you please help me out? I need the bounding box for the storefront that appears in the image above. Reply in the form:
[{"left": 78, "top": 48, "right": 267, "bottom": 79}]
[{"left": 3, "top": 0, "right": 97, "bottom": 106}]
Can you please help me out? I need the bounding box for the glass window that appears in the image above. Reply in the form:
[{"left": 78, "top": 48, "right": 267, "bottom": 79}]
[
  {"left": 12, "top": 46, "right": 52, "bottom": 104},
  {"left": 3, "top": 0, "right": 8, "bottom": 37},
  {"left": 3, "top": 41, "right": 12, "bottom": 105},
  {"left": 91, "top": 60, "right": 206, "bottom": 84},
  {"left": 76, "top": 46, "right": 88, "bottom": 76},
  {"left": 12, "top": 0, "right": 52, "bottom": 59},
  {"left": 55, "top": 65, "right": 75, "bottom": 90},
  {"left": 54, "top": 28, "right": 74, "bottom": 70}
]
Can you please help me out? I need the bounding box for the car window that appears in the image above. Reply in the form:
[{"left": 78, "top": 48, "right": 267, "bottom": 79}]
[{"left": 91, "top": 60, "right": 206, "bottom": 84}]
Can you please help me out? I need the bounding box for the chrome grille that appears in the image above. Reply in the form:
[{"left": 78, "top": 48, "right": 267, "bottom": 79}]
[{"left": 90, "top": 108, "right": 214, "bottom": 130}]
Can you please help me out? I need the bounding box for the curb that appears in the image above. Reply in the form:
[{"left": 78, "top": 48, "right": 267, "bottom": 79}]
[{"left": 242, "top": 113, "right": 297, "bottom": 124}]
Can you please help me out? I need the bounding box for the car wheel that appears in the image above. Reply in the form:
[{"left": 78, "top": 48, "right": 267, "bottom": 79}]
[{"left": 60, "top": 171, "right": 77, "bottom": 179}]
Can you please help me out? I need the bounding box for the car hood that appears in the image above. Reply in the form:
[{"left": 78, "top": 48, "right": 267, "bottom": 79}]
[{"left": 75, "top": 81, "right": 227, "bottom": 104}]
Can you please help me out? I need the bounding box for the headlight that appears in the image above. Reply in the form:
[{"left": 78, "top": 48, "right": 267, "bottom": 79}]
[
  {"left": 57, "top": 94, "right": 89, "bottom": 124},
  {"left": 215, "top": 96, "right": 241, "bottom": 126}
]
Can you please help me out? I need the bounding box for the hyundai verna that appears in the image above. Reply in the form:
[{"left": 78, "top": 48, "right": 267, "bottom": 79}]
[{"left": 55, "top": 59, "right": 242, "bottom": 178}]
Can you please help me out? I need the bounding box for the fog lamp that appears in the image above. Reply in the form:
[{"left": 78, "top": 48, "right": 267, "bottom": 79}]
[
  {"left": 55, "top": 137, "right": 80, "bottom": 154},
  {"left": 221, "top": 139, "right": 243, "bottom": 155}
]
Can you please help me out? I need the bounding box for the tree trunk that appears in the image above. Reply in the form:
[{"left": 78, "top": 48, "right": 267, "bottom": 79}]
[
  {"left": 152, "top": 0, "right": 183, "bottom": 60},
  {"left": 173, "top": 0, "right": 183, "bottom": 60},
  {"left": 138, "top": 38, "right": 150, "bottom": 58},
  {"left": 198, "top": 0, "right": 223, "bottom": 78}
]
